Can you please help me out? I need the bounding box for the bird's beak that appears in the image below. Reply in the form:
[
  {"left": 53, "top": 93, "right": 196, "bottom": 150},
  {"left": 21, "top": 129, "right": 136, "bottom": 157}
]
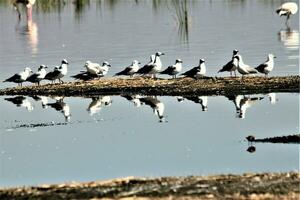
[
  {"left": 138, "top": 62, "right": 141, "bottom": 64},
  {"left": 161, "top": 53, "right": 165, "bottom": 55},
  {"left": 274, "top": 56, "right": 277, "bottom": 58},
  {"left": 108, "top": 64, "right": 111, "bottom": 67},
  {"left": 45, "top": 66, "right": 48, "bottom": 69}
]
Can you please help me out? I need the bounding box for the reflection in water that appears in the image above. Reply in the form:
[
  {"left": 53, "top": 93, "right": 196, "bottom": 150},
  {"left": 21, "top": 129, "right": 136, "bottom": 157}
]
[
  {"left": 184, "top": 96, "right": 208, "bottom": 111},
  {"left": 226, "top": 95, "right": 264, "bottom": 119},
  {"left": 246, "top": 146, "right": 256, "bottom": 153},
  {"left": 47, "top": 97, "right": 71, "bottom": 122},
  {"left": 121, "top": 94, "right": 142, "bottom": 107},
  {"left": 15, "top": 19, "right": 38, "bottom": 55},
  {"left": 139, "top": 96, "right": 165, "bottom": 122},
  {"left": 86, "top": 96, "right": 112, "bottom": 116},
  {"left": 266, "top": 93, "right": 277, "bottom": 105},
  {"left": 4, "top": 96, "right": 34, "bottom": 111},
  {"left": 30, "top": 95, "right": 49, "bottom": 108},
  {"left": 278, "top": 27, "right": 299, "bottom": 50}
]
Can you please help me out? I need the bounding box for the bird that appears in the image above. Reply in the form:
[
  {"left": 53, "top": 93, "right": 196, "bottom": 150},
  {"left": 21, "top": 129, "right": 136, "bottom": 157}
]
[
  {"left": 160, "top": 59, "right": 183, "bottom": 79},
  {"left": 137, "top": 52, "right": 165, "bottom": 78},
  {"left": 26, "top": 65, "right": 48, "bottom": 85},
  {"left": 45, "top": 59, "right": 69, "bottom": 83},
  {"left": 84, "top": 61, "right": 102, "bottom": 76},
  {"left": 3, "top": 67, "right": 32, "bottom": 86},
  {"left": 218, "top": 49, "right": 239, "bottom": 76},
  {"left": 98, "top": 61, "right": 111, "bottom": 77},
  {"left": 13, "top": 0, "right": 36, "bottom": 21},
  {"left": 233, "top": 55, "right": 257, "bottom": 77},
  {"left": 5, "top": 96, "right": 33, "bottom": 111},
  {"left": 47, "top": 99, "right": 71, "bottom": 122},
  {"left": 181, "top": 59, "right": 206, "bottom": 79},
  {"left": 184, "top": 96, "right": 208, "bottom": 111},
  {"left": 87, "top": 96, "right": 112, "bottom": 116},
  {"left": 276, "top": 2, "right": 298, "bottom": 25},
  {"left": 71, "top": 72, "right": 99, "bottom": 81},
  {"left": 139, "top": 96, "right": 165, "bottom": 122},
  {"left": 255, "top": 54, "right": 276, "bottom": 77},
  {"left": 114, "top": 60, "right": 140, "bottom": 78}
]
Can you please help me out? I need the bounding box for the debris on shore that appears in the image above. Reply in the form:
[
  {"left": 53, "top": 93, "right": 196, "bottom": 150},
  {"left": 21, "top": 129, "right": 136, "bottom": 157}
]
[
  {"left": 0, "top": 172, "right": 299, "bottom": 200},
  {"left": 0, "top": 76, "right": 299, "bottom": 96}
]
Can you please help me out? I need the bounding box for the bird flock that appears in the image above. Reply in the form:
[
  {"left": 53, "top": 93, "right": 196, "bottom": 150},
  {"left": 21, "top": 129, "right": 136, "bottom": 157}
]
[
  {"left": 3, "top": 1, "right": 297, "bottom": 87},
  {"left": 3, "top": 50, "right": 276, "bottom": 87}
]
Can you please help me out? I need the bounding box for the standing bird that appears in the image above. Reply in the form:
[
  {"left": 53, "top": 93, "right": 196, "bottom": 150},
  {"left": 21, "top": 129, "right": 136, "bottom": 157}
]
[
  {"left": 45, "top": 59, "right": 69, "bottom": 83},
  {"left": 13, "top": 0, "right": 36, "bottom": 21},
  {"left": 26, "top": 65, "right": 48, "bottom": 85},
  {"left": 218, "top": 49, "right": 239, "bottom": 76},
  {"left": 255, "top": 54, "right": 276, "bottom": 77},
  {"left": 137, "top": 52, "right": 165, "bottom": 78},
  {"left": 160, "top": 59, "right": 183, "bottom": 79},
  {"left": 233, "top": 55, "right": 257, "bottom": 77},
  {"left": 181, "top": 59, "right": 206, "bottom": 79},
  {"left": 3, "top": 67, "right": 32, "bottom": 86},
  {"left": 114, "top": 60, "right": 140, "bottom": 78},
  {"left": 276, "top": 2, "right": 298, "bottom": 25},
  {"left": 84, "top": 61, "right": 102, "bottom": 76}
]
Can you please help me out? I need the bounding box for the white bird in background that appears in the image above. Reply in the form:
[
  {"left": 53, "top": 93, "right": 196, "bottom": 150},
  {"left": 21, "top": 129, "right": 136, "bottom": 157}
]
[
  {"left": 4, "top": 96, "right": 34, "bottom": 111},
  {"left": 255, "top": 54, "right": 276, "bottom": 77},
  {"left": 160, "top": 59, "right": 183, "bottom": 79},
  {"left": 233, "top": 55, "right": 257, "bottom": 77},
  {"left": 3, "top": 67, "right": 32, "bottom": 86},
  {"left": 276, "top": 2, "right": 298, "bottom": 24},
  {"left": 84, "top": 60, "right": 102, "bottom": 75},
  {"left": 26, "top": 65, "right": 48, "bottom": 85},
  {"left": 87, "top": 96, "right": 112, "bottom": 116},
  {"left": 114, "top": 60, "right": 141, "bottom": 78}
]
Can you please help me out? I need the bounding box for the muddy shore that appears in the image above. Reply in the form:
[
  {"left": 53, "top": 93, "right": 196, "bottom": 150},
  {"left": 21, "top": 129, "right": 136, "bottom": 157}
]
[
  {"left": 0, "top": 172, "right": 299, "bottom": 200},
  {"left": 0, "top": 76, "right": 299, "bottom": 96}
]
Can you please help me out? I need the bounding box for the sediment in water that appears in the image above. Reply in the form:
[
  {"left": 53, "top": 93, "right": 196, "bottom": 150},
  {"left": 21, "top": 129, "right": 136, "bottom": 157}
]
[{"left": 0, "top": 76, "right": 299, "bottom": 96}]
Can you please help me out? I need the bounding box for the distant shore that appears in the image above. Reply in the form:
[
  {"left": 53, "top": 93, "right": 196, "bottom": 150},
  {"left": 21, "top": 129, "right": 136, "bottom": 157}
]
[
  {"left": 1, "top": 172, "right": 299, "bottom": 200},
  {"left": 0, "top": 76, "right": 299, "bottom": 96}
]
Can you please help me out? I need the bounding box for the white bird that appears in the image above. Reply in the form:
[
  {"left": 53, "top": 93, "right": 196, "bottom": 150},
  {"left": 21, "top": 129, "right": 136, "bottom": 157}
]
[
  {"left": 218, "top": 49, "right": 239, "bottom": 76},
  {"left": 181, "top": 59, "right": 206, "bottom": 79},
  {"left": 98, "top": 61, "right": 111, "bottom": 77},
  {"left": 137, "top": 52, "right": 165, "bottom": 78},
  {"left": 45, "top": 59, "right": 69, "bottom": 83},
  {"left": 276, "top": 2, "right": 298, "bottom": 24},
  {"left": 87, "top": 96, "right": 112, "bottom": 116},
  {"left": 3, "top": 67, "right": 32, "bottom": 86},
  {"left": 114, "top": 60, "right": 140, "bottom": 78},
  {"left": 233, "top": 55, "right": 257, "bottom": 77},
  {"left": 160, "top": 59, "right": 183, "bottom": 79},
  {"left": 255, "top": 54, "right": 276, "bottom": 77},
  {"left": 26, "top": 65, "right": 48, "bottom": 85},
  {"left": 84, "top": 61, "right": 102, "bottom": 75},
  {"left": 5, "top": 96, "right": 34, "bottom": 111}
]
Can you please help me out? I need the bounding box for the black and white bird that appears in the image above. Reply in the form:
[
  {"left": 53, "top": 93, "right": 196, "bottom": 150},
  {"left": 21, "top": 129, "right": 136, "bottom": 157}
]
[
  {"left": 255, "top": 54, "right": 276, "bottom": 77},
  {"left": 185, "top": 96, "right": 208, "bottom": 111},
  {"left": 99, "top": 61, "right": 111, "bottom": 77},
  {"left": 233, "top": 55, "right": 257, "bottom": 77},
  {"left": 181, "top": 59, "right": 206, "bottom": 79},
  {"left": 114, "top": 60, "right": 140, "bottom": 78},
  {"left": 5, "top": 96, "right": 34, "bottom": 111},
  {"left": 3, "top": 67, "right": 32, "bottom": 86},
  {"left": 218, "top": 49, "right": 239, "bottom": 76},
  {"left": 137, "top": 52, "right": 165, "bottom": 78},
  {"left": 45, "top": 59, "right": 69, "bottom": 83},
  {"left": 26, "top": 65, "right": 48, "bottom": 85},
  {"left": 276, "top": 2, "right": 298, "bottom": 24},
  {"left": 139, "top": 96, "right": 165, "bottom": 122},
  {"left": 47, "top": 99, "right": 71, "bottom": 122},
  {"left": 87, "top": 96, "right": 112, "bottom": 116},
  {"left": 71, "top": 72, "right": 98, "bottom": 81},
  {"left": 160, "top": 59, "right": 183, "bottom": 79}
]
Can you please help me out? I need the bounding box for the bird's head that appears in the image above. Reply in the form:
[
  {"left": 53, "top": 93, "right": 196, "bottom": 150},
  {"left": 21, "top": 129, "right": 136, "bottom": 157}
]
[
  {"left": 62, "top": 59, "right": 68, "bottom": 65},
  {"left": 25, "top": 67, "right": 33, "bottom": 73},
  {"left": 233, "top": 49, "right": 239, "bottom": 55},
  {"left": 268, "top": 54, "right": 276, "bottom": 59},
  {"left": 175, "top": 59, "right": 183, "bottom": 64},
  {"left": 133, "top": 60, "right": 140, "bottom": 65},
  {"left": 103, "top": 61, "right": 111, "bottom": 67},
  {"left": 155, "top": 52, "right": 165, "bottom": 56},
  {"left": 39, "top": 65, "right": 47, "bottom": 69},
  {"left": 199, "top": 59, "right": 205, "bottom": 64}
]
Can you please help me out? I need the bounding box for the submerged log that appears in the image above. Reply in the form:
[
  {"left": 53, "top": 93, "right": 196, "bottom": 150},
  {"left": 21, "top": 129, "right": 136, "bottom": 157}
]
[
  {"left": 0, "top": 76, "right": 299, "bottom": 96},
  {"left": 0, "top": 172, "right": 299, "bottom": 200},
  {"left": 254, "top": 134, "right": 300, "bottom": 144}
]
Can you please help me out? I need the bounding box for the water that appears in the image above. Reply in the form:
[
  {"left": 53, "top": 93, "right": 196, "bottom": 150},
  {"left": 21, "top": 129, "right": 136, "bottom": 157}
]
[
  {"left": 0, "top": 0, "right": 299, "bottom": 188},
  {"left": 0, "top": 93, "right": 299, "bottom": 187}
]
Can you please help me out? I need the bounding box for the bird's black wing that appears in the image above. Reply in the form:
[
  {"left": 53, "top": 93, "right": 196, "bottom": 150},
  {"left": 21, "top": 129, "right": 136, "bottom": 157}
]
[
  {"left": 26, "top": 73, "right": 39, "bottom": 83},
  {"left": 4, "top": 74, "right": 22, "bottom": 83},
  {"left": 71, "top": 72, "right": 97, "bottom": 81},
  {"left": 255, "top": 63, "right": 267, "bottom": 73},
  {"left": 45, "top": 70, "right": 60, "bottom": 80},
  {"left": 136, "top": 64, "right": 153, "bottom": 74},
  {"left": 218, "top": 60, "right": 233, "bottom": 72},
  {"left": 160, "top": 66, "right": 174, "bottom": 75},
  {"left": 181, "top": 67, "right": 198, "bottom": 77},
  {"left": 115, "top": 67, "right": 132, "bottom": 76}
]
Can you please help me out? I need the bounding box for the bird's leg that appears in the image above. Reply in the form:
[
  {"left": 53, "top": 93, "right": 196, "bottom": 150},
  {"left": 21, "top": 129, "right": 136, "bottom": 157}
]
[
  {"left": 234, "top": 71, "right": 237, "bottom": 77},
  {"left": 230, "top": 71, "right": 232, "bottom": 77}
]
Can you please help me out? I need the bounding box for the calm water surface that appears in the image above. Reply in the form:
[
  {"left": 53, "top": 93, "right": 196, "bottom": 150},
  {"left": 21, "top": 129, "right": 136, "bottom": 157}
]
[{"left": 0, "top": 0, "right": 299, "bottom": 188}]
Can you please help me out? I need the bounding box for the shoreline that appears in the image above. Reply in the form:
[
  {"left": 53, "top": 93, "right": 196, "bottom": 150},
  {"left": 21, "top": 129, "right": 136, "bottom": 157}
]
[
  {"left": 0, "top": 76, "right": 299, "bottom": 97},
  {"left": 1, "top": 172, "right": 299, "bottom": 200}
]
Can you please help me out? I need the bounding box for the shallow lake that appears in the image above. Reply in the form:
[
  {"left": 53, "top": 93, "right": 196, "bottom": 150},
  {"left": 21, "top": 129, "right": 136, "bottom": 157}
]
[{"left": 0, "top": 0, "right": 299, "bottom": 188}]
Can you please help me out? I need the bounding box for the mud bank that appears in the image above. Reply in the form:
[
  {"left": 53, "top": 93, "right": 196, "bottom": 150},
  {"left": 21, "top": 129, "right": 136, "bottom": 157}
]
[{"left": 0, "top": 76, "right": 299, "bottom": 96}]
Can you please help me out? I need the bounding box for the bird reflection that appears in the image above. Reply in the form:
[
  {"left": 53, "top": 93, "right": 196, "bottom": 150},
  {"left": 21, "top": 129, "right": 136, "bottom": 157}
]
[
  {"left": 266, "top": 93, "right": 278, "bottom": 105},
  {"left": 184, "top": 96, "right": 208, "bottom": 111},
  {"left": 139, "top": 96, "right": 165, "bottom": 122},
  {"left": 226, "top": 95, "right": 264, "bottom": 119},
  {"left": 87, "top": 96, "right": 112, "bottom": 116},
  {"left": 246, "top": 146, "right": 256, "bottom": 153},
  {"left": 30, "top": 95, "right": 49, "bottom": 108},
  {"left": 278, "top": 27, "right": 299, "bottom": 50},
  {"left": 47, "top": 98, "right": 71, "bottom": 122},
  {"left": 4, "top": 96, "right": 34, "bottom": 111},
  {"left": 121, "top": 94, "right": 142, "bottom": 107}
]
